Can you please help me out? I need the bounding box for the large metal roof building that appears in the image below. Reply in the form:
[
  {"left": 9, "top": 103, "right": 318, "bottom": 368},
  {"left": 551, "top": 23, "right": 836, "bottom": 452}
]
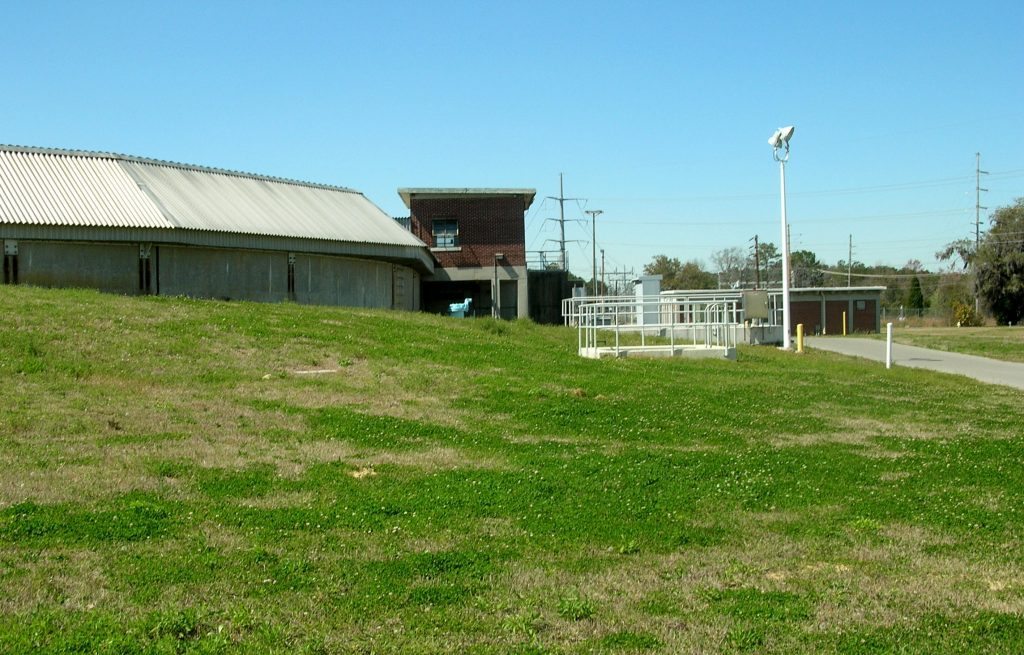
[{"left": 0, "top": 145, "right": 431, "bottom": 308}]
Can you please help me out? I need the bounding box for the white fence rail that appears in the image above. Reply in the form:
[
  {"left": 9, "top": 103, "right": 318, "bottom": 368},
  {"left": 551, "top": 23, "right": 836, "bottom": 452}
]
[{"left": 572, "top": 295, "right": 740, "bottom": 359}]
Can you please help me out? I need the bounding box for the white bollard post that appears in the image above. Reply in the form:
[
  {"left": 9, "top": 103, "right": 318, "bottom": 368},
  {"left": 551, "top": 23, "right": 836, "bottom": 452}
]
[{"left": 885, "top": 322, "right": 893, "bottom": 369}]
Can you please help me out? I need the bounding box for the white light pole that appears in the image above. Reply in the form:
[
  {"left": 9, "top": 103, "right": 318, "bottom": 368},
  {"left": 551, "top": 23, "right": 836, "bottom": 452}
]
[
  {"left": 769, "top": 126, "right": 795, "bottom": 350},
  {"left": 585, "top": 209, "right": 603, "bottom": 297}
]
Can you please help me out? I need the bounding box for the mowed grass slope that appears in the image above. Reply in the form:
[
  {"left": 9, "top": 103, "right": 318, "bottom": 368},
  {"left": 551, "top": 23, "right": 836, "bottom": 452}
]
[{"left": 1, "top": 286, "right": 1023, "bottom": 654}]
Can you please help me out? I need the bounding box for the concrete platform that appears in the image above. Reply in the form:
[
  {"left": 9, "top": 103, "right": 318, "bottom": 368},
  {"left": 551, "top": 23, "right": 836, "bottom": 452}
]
[{"left": 580, "top": 345, "right": 737, "bottom": 360}]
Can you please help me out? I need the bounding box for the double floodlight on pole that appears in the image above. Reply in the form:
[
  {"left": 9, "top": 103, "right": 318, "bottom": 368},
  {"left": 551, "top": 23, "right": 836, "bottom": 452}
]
[{"left": 769, "top": 125, "right": 795, "bottom": 350}]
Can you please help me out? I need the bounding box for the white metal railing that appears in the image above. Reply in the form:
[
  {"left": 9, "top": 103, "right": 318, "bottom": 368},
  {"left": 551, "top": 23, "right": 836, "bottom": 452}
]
[
  {"left": 574, "top": 296, "right": 740, "bottom": 358},
  {"left": 563, "top": 291, "right": 784, "bottom": 328}
]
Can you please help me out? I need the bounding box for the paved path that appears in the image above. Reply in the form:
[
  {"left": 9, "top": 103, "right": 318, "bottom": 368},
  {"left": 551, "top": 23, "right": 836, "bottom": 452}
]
[{"left": 806, "top": 336, "right": 1024, "bottom": 391}]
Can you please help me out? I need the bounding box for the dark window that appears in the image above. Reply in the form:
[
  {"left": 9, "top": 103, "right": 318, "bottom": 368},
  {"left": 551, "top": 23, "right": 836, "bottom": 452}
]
[
  {"left": 138, "top": 245, "right": 152, "bottom": 294},
  {"left": 2, "top": 255, "right": 16, "bottom": 285},
  {"left": 287, "top": 254, "right": 296, "bottom": 299},
  {"left": 432, "top": 219, "right": 459, "bottom": 248}
]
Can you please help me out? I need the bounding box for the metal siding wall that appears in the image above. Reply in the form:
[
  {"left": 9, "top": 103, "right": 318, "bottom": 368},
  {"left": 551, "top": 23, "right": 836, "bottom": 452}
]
[
  {"left": 824, "top": 301, "right": 847, "bottom": 335},
  {"left": 852, "top": 299, "right": 877, "bottom": 333},
  {"left": 158, "top": 246, "right": 287, "bottom": 302},
  {"left": 789, "top": 300, "right": 821, "bottom": 335},
  {"left": 18, "top": 241, "right": 138, "bottom": 294}
]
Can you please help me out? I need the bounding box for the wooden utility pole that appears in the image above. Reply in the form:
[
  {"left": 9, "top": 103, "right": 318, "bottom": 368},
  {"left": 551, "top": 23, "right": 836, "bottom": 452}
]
[
  {"left": 848, "top": 234, "right": 853, "bottom": 288},
  {"left": 975, "top": 153, "right": 989, "bottom": 314},
  {"left": 751, "top": 235, "right": 760, "bottom": 290}
]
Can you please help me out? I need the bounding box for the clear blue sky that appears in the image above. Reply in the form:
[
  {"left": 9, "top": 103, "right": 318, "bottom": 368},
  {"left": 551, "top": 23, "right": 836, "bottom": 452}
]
[{"left": 4, "top": 1, "right": 1022, "bottom": 281}]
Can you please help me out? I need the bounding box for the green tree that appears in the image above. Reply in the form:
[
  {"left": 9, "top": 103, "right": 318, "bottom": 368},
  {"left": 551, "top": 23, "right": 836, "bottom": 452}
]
[
  {"left": 907, "top": 276, "right": 925, "bottom": 312},
  {"left": 677, "top": 260, "right": 716, "bottom": 289},
  {"left": 975, "top": 198, "right": 1024, "bottom": 324},
  {"left": 643, "top": 254, "right": 684, "bottom": 289},
  {"left": 748, "top": 242, "right": 781, "bottom": 287},
  {"left": 790, "top": 250, "right": 824, "bottom": 287},
  {"left": 930, "top": 273, "right": 974, "bottom": 324},
  {"left": 643, "top": 255, "right": 715, "bottom": 290},
  {"left": 936, "top": 238, "right": 975, "bottom": 270}
]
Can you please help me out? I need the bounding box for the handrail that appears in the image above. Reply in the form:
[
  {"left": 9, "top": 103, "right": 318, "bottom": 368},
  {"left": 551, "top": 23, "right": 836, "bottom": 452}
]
[{"left": 573, "top": 296, "right": 739, "bottom": 358}]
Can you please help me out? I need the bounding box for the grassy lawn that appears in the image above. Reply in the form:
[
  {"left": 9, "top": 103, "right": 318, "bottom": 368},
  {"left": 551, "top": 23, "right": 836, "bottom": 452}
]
[
  {"left": 2, "top": 285, "right": 1023, "bottom": 654},
  {"left": 866, "top": 326, "right": 1024, "bottom": 363}
]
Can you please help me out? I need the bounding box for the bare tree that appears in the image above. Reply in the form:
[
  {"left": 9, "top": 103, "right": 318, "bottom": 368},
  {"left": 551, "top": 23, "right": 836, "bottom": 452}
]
[{"left": 710, "top": 247, "right": 746, "bottom": 288}]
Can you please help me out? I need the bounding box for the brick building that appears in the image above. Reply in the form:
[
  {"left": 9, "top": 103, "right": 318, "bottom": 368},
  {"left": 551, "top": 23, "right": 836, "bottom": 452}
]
[{"left": 398, "top": 188, "right": 535, "bottom": 318}]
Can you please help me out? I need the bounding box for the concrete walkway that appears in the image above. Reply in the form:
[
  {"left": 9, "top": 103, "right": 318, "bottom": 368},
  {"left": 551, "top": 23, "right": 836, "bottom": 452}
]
[{"left": 806, "top": 336, "right": 1024, "bottom": 391}]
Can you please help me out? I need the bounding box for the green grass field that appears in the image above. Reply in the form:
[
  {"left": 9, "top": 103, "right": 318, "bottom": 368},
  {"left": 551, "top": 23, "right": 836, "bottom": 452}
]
[
  {"left": 871, "top": 326, "right": 1024, "bottom": 363},
  {"left": 2, "top": 286, "right": 1023, "bottom": 654}
]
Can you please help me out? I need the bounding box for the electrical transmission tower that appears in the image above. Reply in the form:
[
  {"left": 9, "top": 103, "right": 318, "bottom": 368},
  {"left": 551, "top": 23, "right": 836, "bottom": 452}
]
[{"left": 544, "top": 173, "right": 579, "bottom": 271}]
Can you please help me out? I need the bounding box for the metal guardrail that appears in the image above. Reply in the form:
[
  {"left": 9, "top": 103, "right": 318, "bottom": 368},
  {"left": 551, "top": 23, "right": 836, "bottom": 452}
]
[
  {"left": 563, "top": 291, "right": 785, "bottom": 329},
  {"left": 572, "top": 296, "right": 740, "bottom": 358}
]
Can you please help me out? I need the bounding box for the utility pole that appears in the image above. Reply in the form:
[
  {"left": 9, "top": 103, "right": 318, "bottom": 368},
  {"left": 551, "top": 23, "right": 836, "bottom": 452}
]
[
  {"left": 585, "top": 209, "right": 603, "bottom": 296},
  {"left": 751, "top": 235, "right": 760, "bottom": 290},
  {"left": 607, "top": 267, "right": 634, "bottom": 296},
  {"left": 976, "top": 152, "right": 989, "bottom": 252},
  {"left": 848, "top": 234, "right": 853, "bottom": 288},
  {"left": 600, "top": 249, "right": 606, "bottom": 298},
  {"left": 975, "top": 153, "right": 989, "bottom": 314}
]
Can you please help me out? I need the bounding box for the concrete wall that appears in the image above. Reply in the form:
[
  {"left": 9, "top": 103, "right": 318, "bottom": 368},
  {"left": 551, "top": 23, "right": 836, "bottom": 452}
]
[
  {"left": 4, "top": 239, "right": 421, "bottom": 311},
  {"left": 392, "top": 265, "right": 420, "bottom": 311},
  {"left": 425, "top": 263, "right": 528, "bottom": 318},
  {"left": 18, "top": 241, "right": 139, "bottom": 294},
  {"left": 158, "top": 246, "right": 288, "bottom": 302},
  {"left": 293, "top": 253, "right": 393, "bottom": 309}
]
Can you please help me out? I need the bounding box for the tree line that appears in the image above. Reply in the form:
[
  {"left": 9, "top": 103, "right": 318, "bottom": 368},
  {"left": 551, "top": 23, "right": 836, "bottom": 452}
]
[{"left": 637, "top": 198, "right": 1024, "bottom": 325}]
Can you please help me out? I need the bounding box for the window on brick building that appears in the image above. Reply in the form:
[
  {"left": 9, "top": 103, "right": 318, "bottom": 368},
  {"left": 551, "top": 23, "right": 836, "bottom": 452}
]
[{"left": 432, "top": 219, "right": 459, "bottom": 248}]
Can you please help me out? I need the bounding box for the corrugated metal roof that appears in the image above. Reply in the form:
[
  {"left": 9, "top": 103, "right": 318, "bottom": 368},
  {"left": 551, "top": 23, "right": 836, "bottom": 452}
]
[
  {"left": 0, "top": 145, "right": 426, "bottom": 250},
  {"left": 0, "top": 149, "right": 172, "bottom": 228}
]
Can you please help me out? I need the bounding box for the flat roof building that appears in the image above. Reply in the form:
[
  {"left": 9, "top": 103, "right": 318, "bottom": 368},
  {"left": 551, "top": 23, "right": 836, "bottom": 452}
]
[{"left": 399, "top": 188, "right": 535, "bottom": 319}]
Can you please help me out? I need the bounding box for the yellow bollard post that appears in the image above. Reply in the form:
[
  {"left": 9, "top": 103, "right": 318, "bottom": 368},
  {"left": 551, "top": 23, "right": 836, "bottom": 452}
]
[
  {"left": 842, "top": 311, "right": 847, "bottom": 336},
  {"left": 796, "top": 323, "right": 804, "bottom": 353}
]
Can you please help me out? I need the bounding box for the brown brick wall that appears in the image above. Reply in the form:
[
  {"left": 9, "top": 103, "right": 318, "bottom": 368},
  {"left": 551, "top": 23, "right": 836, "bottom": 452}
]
[{"left": 410, "top": 196, "right": 527, "bottom": 268}]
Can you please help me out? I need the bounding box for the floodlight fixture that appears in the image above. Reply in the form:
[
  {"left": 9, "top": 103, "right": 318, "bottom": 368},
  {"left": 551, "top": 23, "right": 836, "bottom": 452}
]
[{"left": 769, "top": 126, "right": 795, "bottom": 160}]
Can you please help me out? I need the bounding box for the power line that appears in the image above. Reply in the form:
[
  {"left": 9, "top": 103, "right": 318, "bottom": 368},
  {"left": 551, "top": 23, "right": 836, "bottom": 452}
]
[
  {"left": 587, "top": 167, "right": 1024, "bottom": 205},
  {"left": 818, "top": 268, "right": 947, "bottom": 279},
  {"left": 600, "top": 207, "right": 969, "bottom": 227}
]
